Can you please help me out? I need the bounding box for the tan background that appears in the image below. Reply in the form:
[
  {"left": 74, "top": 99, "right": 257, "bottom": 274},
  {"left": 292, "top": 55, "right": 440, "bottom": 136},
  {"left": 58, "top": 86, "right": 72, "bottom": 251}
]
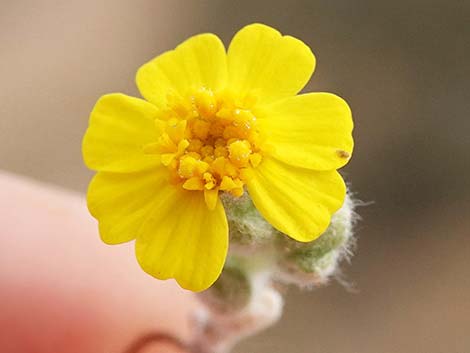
[{"left": 1, "top": 0, "right": 469, "bottom": 352}]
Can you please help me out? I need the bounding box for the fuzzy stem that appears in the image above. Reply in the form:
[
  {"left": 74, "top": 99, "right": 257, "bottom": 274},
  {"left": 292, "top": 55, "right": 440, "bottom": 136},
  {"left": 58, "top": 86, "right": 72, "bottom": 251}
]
[{"left": 191, "top": 269, "right": 283, "bottom": 353}]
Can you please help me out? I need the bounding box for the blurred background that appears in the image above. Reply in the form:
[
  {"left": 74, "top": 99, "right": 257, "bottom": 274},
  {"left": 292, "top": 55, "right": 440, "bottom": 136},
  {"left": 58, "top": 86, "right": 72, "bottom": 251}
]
[{"left": 1, "top": 0, "right": 469, "bottom": 352}]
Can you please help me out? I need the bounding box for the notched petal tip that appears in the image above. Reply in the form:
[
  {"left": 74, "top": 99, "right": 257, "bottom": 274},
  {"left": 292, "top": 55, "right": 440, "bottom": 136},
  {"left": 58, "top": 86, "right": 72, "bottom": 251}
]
[
  {"left": 257, "top": 92, "right": 354, "bottom": 171},
  {"left": 87, "top": 169, "right": 170, "bottom": 245},
  {"left": 136, "top": 33, "right": 227, "bottom": 108},
  {"left": 82, "top": 94, "right": 161, "bottom": 172},
  {"left": 247, "top": 158, "right": 347, "bottom": 243},
  {"left": 237, "top": 22, "right": 281, "bottom": 36},
  {"left": 228, "top": 23, "right": 316, "bottom": 105},
  {"left": 134, "top": 190, "right": 229, "bottom": 292}
]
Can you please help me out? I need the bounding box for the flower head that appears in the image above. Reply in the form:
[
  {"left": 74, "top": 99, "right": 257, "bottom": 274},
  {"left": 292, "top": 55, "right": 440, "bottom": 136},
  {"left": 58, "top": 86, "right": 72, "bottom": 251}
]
[{"left": 83, "top": 24, "right": 354, "bottom": 291}]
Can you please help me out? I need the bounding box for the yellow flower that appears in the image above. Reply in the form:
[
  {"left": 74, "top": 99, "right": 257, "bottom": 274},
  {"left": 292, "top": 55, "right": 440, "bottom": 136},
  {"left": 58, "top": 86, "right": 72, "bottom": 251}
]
[{"left": 82, "top": 24, "right": 353, "bottom": 292}]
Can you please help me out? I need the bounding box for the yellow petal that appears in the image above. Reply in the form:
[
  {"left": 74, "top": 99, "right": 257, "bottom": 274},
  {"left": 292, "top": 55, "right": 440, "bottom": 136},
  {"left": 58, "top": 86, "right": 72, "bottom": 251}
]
[
  {"left": 246, "top": 157, "right": 346, "bottom": 242},
  {"left": 82, "top": 94, "right": 161, "bottom": 172},
  {"left": 227, "top": 23, "right": 315, "bottom": 105},
  {"left": 136, "top": 34, "right": 227, "bottom": 109},
  {"left": 135, "top": 188, "right": 228, "bottom": 292},
  {"left": 87, "top": 167, "right": 168, "bottom": 244},
  {"left": 257, "top": 93, "right": 354, "bottom": 170},
  {"left": 204, "top": 188, "right": 219, "bottom": 210}
]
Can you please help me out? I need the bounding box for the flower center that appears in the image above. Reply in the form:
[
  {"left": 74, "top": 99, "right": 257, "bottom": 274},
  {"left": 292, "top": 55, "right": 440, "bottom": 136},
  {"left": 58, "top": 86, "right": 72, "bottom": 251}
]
[{"left": 145, "top": 87, "right": 263, "bottom": 209}]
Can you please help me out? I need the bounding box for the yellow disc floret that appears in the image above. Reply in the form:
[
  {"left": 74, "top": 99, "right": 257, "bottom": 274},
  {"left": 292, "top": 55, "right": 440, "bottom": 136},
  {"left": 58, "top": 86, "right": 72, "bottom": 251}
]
[{"left": 144, "top": 87, "right": 263, "bottom": 209}]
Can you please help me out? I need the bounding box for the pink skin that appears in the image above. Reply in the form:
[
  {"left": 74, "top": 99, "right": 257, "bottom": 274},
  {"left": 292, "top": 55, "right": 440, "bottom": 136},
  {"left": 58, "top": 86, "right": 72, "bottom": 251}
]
[{"left": 0, "top": 172, "right": 196, "bottom": 353}]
